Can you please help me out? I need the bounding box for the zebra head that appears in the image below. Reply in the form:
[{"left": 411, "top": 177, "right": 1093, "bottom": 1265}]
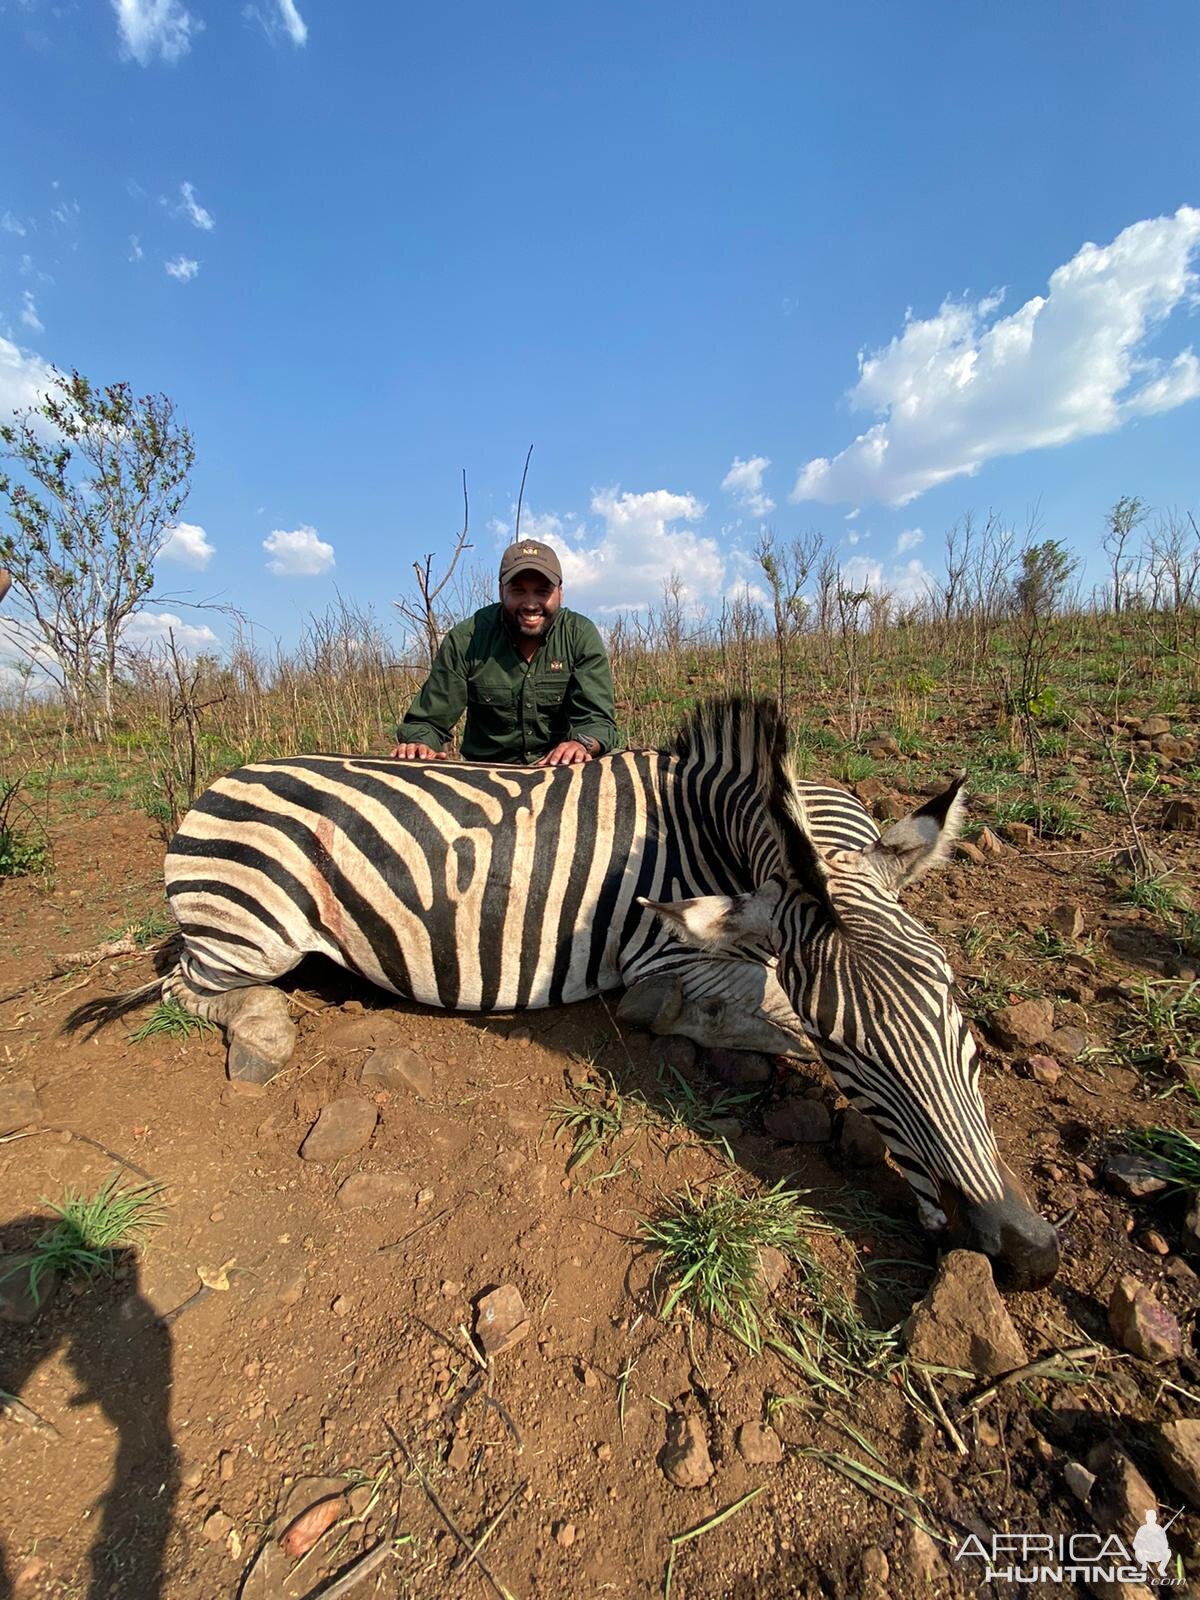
[{"left": 644, "top": 708, "right": 1060, "bottom": 1292}]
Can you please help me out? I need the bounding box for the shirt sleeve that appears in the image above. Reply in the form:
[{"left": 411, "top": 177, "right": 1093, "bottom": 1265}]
[
  {"left": 395, "top": 627, "right": 469, "bottom": 751},
  {"left": 565, "top": 618, "right": 619, "bottom": 754}
]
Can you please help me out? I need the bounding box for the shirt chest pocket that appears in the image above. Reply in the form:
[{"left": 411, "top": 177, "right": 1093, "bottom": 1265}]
[
  {"left": 535, "top": 678, "right": 568, "bottom": 711},
  {"left": 469, "top": 682, "right": 515, "bottom": 721}
]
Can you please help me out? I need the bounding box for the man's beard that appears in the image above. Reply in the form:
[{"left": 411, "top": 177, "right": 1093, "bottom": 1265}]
[{"left": 503, "top": 606, "right": 549, "bottom": 639}]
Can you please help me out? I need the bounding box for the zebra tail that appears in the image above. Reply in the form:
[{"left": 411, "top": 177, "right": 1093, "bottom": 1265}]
[{"left": 64, "top": 974, "right": 168, "bottom": 1037}]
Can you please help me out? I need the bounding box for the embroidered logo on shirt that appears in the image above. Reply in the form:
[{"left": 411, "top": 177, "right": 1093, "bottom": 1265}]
[{"left": 549, "top": 660, "right": 563, "bottom": 671}]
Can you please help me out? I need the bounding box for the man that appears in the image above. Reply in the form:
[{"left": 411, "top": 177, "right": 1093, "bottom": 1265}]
[{"left": 390, "top": 538, "right": 618, "bottom": 766}]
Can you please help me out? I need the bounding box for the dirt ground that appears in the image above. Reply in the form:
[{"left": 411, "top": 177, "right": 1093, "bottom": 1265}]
[{"left": 2, "top": 728, "right": 1199, "bottom": 1599}]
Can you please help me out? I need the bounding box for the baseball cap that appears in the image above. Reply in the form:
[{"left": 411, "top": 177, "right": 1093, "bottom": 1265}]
[{"left": 498, "top": 538, "right": 563, "bottom": 586}]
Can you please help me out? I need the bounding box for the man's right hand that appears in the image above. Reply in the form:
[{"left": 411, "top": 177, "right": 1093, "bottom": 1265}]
[{"left": 389, "top": 743, "right": 449, "bottom": 761}]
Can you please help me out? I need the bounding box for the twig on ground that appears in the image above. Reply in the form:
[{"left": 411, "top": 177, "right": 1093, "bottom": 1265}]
[
  {"left": 39, "top": 1126, "right": 157, "bottom": 1182},
  {"left": 961, "top": 1345, "right": 1104, "bottom": 1414},
  {"left": 450, "top": 1483, "right": 526, "bottom": 1575},
  {"left": 1, "top": 1390, "right": 61, "bottom": 1436},
  {"left": 917, "top": 1368, "right": 968, "bottom": 1455},
  {"left": 384, "top": 1422, "right": 513, "bottom": 1600},
  {"left": 377, "top": 1208, "right": 451, "bottom": 1254},
  {"left": 299, "top": 1540, "right": 392, "bottom": 1600}
]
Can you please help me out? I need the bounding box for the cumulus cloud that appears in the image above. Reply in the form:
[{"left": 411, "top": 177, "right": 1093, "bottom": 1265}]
[
  {"left": 164, "top": 255, "right": 199, "bottom": 281},
  {"left": 794, "top": 207, "right": 1200, "bottom": 507},
  {"left": 897, "top": 527, "right": 924, "bottom": 553},
  {"left": 122, "top": 611, "right": 219, "bottom": 652},
  {"left": 113, "top": 0, "right": 200, "bottom": 64},
  {"left": 178, "top": 181, "right": 214, "bottom": 231},
  {"left": 263, "top": 525, "right": 335, "bottom": 576},
  {"left": 839, "top": 555, "right": 934, "bottom": 606},
  {"left": 19, "top": 292, "right": 42, "bottom": 333},
  {"left": 160, "top": 521, "right": 215, "bottom": 569},
  {"left": 0, "top": 334, "right": 54, "bottom": 421},
  {"left": 555, "top": 490, "right": 726, "bottom": 613},
  {"left": 721, "top": 455, "right": 775, "bottom": 518}
]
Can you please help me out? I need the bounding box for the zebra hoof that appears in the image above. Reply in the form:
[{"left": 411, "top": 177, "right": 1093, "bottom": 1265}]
[{"left": 227, "top": 1040, "right": 286, "bottom": 1084}]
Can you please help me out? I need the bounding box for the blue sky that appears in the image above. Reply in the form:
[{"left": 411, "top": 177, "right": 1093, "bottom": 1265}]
[{"left": 1, "top": 0, "right": 1198, "bottom": 656}]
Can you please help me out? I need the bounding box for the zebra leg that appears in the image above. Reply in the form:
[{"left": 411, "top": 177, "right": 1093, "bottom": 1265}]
[
  {"left": 163, "top": 967, "right": 297, "bottom": 1085},
  {"left": 618, "top": 955, "right": 817, "bottom": 1060}
]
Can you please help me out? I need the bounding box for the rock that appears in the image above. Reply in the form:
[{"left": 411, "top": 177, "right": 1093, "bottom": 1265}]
[
  {"left": 955, "top": 839, "right": 985, "bottom": 866},
  {"left": 1001, "top": 821, "right": 1037, "bottom": 848},
  {"left": 839, "top": 1107, "right": 888, "bottom": 1165},
  {"left": 361, "top": 1046, "right": 434, "bottom": 1098},
  {"left": 446, "top": 1436, "right": 472, "bottom": 1472},
  {"left": 1153, "top": 1419, "right": 1200, "bottom": 1509},
  {"left": 322, "top": 1016, "right": 380, "bottom": 1051},
  {"left": 866, "top": 734, "right": 901, "bottom": 758},
  {"left": 1141, "top": 1230, "right": 1170, "bottom": 1256},
  {"left": 1162, "top": 797, "right": 1200, "bottom": 833},
  {"left": 1049, "top": 903, "right": 1086, "bottom": 941},
  {"left": 1086, "top": 1439, "right": 1157, "bottom": 1535},
  {"left": 659, "top": 1413, "right": 713, "bottom": 1489},
  {"left": 703, "top": 1047, "right": 772, "bottom": 1087},
  {"left": 1103, "top": 1153, "right": 1169, "bottom": 1200},
  {"left": 977, "top": 826, "right": 1004, "bottom": 855},
  {"left": 854, "top": 777, "right": 887, "bottom": 804},
  {"left": 1107, "top": 1275, "right": 1182, "bottom": 1362},
  {"left": 1046, "top": 1026, "right": 1089, "bottom": 1060},
  {"left": 475, "top": 1284, "right": 530, "bottom": 1355},
  {"left": 757, "top": 1245, "right": 789, "bottom": 1295},
  {"left": 904, "top": 1250, "right": 1028, "bottom": 1377},
  {"left": 872, "top": 792, "right": 910, "bottom": 822},
  {"left": 988, "top": 998, "right": 1055, "bottom": 1051},
  {"left": 0, "top": 1077, "right": 40, "bottom": 1132},
  {"left": 656, "top": 1036, "right": 697, "bottom": 1073},
  {"left": 1025, "top": 1055, "right": 1062, "bottom": 1087},
  {"left": 1153, "top": 732, "right": 1184, "bottom": 760},
  {"left": 1166, "top": 1258, "right": 1200, "bottom": 1295},
  {"left": 1141, "top": 715, "right": 1171, "bottom": 738},
  {"left": 736, "top": 1421, "right": 783, "bottom": 1465},
  {"left": 553, "top": 1521, "right": 576, "bottom": 1548},
  {"left": 860, "top": 1546, "right": 890, "bottom": 1587},
  {"left": 276, "top": 1275, "right": 305, "bottom": 1306},
  {"left": 203, "top": 1508, "right": 234, "bottom": 1543},
  {"left": 896, "top": 1523, "right": 947, "bottom": 1588},
  {"left": 299, "top": 1098, "right": 378, "bottom": 1162},
  {"left": 763, "top": 1098, "right": 831, "bottom": 1143},
  {"left": 1063, "top": 1460, "right": 1096, "bottom": 1503},
  {"left": 0, "top": 1257, "right": 59, "bottom": 1325},
  {"left": 335, "top": 1171, "right": 410, "bottom": 1209}
]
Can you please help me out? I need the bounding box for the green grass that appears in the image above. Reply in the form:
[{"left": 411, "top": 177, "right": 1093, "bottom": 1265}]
[
  {"left": 129, "top": 998, "right": 216, "bottom": 1042},
  {"left": 0, "top": 777, "right": 50, "bottom": 878},
  {"left": 2, "top": 1175, "right": 166, "bottom": 1308},
  {"left": 105, "top": 908, "right": 177, "bottom": 947},
  {"left": 1115, "top": 980, "right": 1200, "bottom": 1071},
  {"left": 1125, "top": 1127, "right": 1200, "bottom": 1193},
  {"left": 994, "top": 796, "right": 1084, "bottom": 839},
  {"left": 548, "top": 1074, "right": 636, "bottom": 1176},
  {"left": 1118, "top": 873, "right": 1187, "bottom": 918},
  {"left": 641, "top": 1180, "right": 810, "bottom": 1352}
]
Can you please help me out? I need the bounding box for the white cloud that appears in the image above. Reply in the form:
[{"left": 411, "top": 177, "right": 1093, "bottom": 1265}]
[
  {"left": 563, "top": 490, "right": 724, "bottom": 613},
  {"left": 49, "top": 199, "right": 79, "bottom": 227},
  {"left": 178, "top": 181, "right": 214, "bottom": 231},
  {"left": 897, "top": 527, "right": 924, "bottom": 553},
  {"left": 0, "top": 334, "right": 55, "bottom": 420},
  {"left": 164, "top": 255, "right": 200, "bottom": 281},
  {"left": 19, "top": 292, "right": 42, "bottom": 333},
  {"left": 122, "top": 610, "right": 219, "bottom": 651},
  {"left": 721, "top": 455, "right": 775, "bottom": 518},
  {"left": 276, "top": 0, "right": 307, "bottom": 44},
  {"left": 839, "top": 555, "right": 934, "bottom": 606},
  {"left": 794, "top": 206, "right": 1200, "bottom": 507},
  {"left": 160, "top": 521, "right": 215, "bottom": 569},
  {"left": 263, "top": 525, "right": 335, "bottom": 576},
  {"left": 113, "top": 0, "right": 200, "bottom": 64},
  {"left": 128, "top": 234, "right": 144, "bottom": 262},
  {"left": 1, "top": 211, "right": 28, "bottom": 237},
  {"left": 846, "top": 528, "right": 868, "bottom": 546}
]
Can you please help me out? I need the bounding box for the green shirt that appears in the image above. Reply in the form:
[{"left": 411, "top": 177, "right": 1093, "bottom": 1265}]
[{"left": 396, "top": 603, "right": 619, "bottom": 764}]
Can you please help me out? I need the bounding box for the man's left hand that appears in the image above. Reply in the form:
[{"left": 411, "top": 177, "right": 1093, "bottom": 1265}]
[{"left": 537, "top": 740, "right": 593, "bottom": 767}]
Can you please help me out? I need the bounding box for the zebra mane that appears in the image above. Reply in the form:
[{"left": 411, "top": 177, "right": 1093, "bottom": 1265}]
[{"left": 670, "top": 695, "right": 787, "bottom": 773}]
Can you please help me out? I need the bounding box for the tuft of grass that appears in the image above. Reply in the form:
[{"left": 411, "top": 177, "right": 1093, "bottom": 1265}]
[
  {"left": 641, "top": 1180, "right": 807, "bottom": 1352},
  {"left": 833, "top": 752, "right": 878, "bottom": 785},
  {"left": 4, "top": 1175, "right": 166, "bottom": 1308},
  {"left": 1114, "top": 980, "right": 1200, "bottom": 1072},
  {"left": 1125, "top": 1127, "right": 1200, "bottom": 1193},
  {"left": 548, "top": 1074, "right": 636, "bottom": 1176},
  {"left": 106, "top": 907, "right": 177, "bottom": 947},
  {"left": 129, "top": 998, "right": 216, "bottom": 1043},
  {"left": 994, "top": 796, "right": 1083, "bottom": 839},
  {"left": 0, "top": 778, "right": 49, "bottom": 878},
  {"left": 1118, "top": 873, "right": 1186, "bottom": 918}
]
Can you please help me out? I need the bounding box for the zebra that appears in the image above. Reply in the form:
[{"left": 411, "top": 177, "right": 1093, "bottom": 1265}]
[{"left": 70, "top": 697, "right": 1059, "bottom": 1289}]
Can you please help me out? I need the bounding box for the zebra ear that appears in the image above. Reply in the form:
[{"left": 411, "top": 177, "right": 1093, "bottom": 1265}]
[
  {"left": 638, "top": 884, "right": 778, "bottom": 951},
  {"left": 868, "top": 775, "right": 968, "bottom": 890}
]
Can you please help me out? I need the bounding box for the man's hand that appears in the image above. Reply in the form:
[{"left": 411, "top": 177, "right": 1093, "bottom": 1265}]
[
  {"left": 537, "top": 740, "right": 593, "bottom": 767},
  {"left": 389, "top": 743, "right": 449, "bottom": 761}
]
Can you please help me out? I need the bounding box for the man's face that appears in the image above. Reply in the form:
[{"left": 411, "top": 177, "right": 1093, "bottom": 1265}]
[{"left": 501, "top": 570, "right": 562, "bottom": 638}]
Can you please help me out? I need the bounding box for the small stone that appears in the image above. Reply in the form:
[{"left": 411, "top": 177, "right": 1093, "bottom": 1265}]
[
  {"left": 1153, "top": 1419, "right": 1200, "bottom": 1509},
  {"left": 872, "top": 792, "right": 909, "bottom": 822},
  {"left": 553, "top": 1520, "right": 576, "bottom": 1548},
  {"left": 839, "top": 1107, "right": 888, "bottom": 1165},
  {"left": 1086, "top": 1439, "right": 1158, "bottom": 1536},
  {"left": 1141, "top": 1230, "right": 1170, "bottom": 1256},
  {"left": 1001, "top": 821, "right": 1037, "bottom": 848},
  {"left": 703, "top": 1047, "right": 772, "bottom": 1087},
  {"left": 898, "top": 1523, "right": 947, "bottom": 1588},
  {"left": 757, "top": 1245, "right": 789, "bottom": 1295},
  {"left": 446, "top": 1437, "right": 472, "bottom": 1472},
  {"left": 596, "top": 1443, "right": 612, "bottom": 1462},
  {"left": 0, "top": 1257, "right": 58, "bottom": 1325},
  {"left": 13, "top": 1556, "right": 49, "bottom": 1590},
  {"left": 1166, "top": 1258, "right": 1200, "bottom": 1294},
  {"left": 1103, "top": 1153, "right": 1169, "bottom": 1199},
  {"left": 904, "top": 1250, "right": 1028, "bottom": 1377},
  {"left": 331, "top": 1294, "right": 350, "bottom": 1316},
  {"left": 1048, "top": 903, "right": 1086, "bottom": 941},
  {"left": 1046, "top": 1026, "right": 1089, "bottom": 1060},
  {"left": 861, "top": 1546, "right": 890, "bottom": 1586},
  {"left": 276, "top": 1276, "right": 304, "bottom": 1306},
  {"left": 955, "top": 839, "right": 985, "bottom": 866},
  {"left": 416, "top": 1187, "right": 435, "bottom": 1207},
  {"left": 0, "top": 1077, "right": 41, "bottom": 1132},
  {"left": 988, "top": 998, "right": 1055, "bottom": 1051},
  {"left": 659, "top": 1413, "right": 714, "bottom": 1489},
  {"left": 441, "top": 1280, "right": 462, "bottom": 1298},
  {"left": 866, "top": 733, "right": 901, "bottom": 758},
  {"left": 299, "top": 1098, "right": 378, "bottom": 1163},
  {"left": 656, "top": 1036, "right": 697, "bottom": 1073},
  {"left": 1063, "top": 1460, "right": 1096, "bottom": 1503},
  {"left": 1162, "top": 797, "right": 1200, "bottom": 833},
  {"left": 509, "top": 1025, "right": 533, "bottom": 1045},
  {"left": 976, "top": 826, "right": 1004, "bottom": 855},
  {"left": 1141, "top": 715, "right": 1171, "bottom": 738},
  {"left": 335, "top": 1171, "right": 410, "bottom": 1210},
  {"left": 1025, "top": 1055, "right": 1062, "bottom": 1086},
  {"left": 203, "top": 1508, "right": 233, "bottom": 1543},
  {"left": 218, "top": 1450, "right": 236, "bottom": 1481},
  {"left": 475, "top": 1284, "right": 530, "bottom": 1355},
  {"left": 736, "top": 1421, "right": 783, "bottom": 1464},
  {"left": 763, "top": 1098, "right": 831, "bottom": 1143},
  {"left": 1107, "top": 1275, "right": 1182, "bottom": 1363},
  {"left": 361, "top": 1046, "right": 435, "bottom": 1099},
  {"left": 347, "top": 1485, "right": 373, "bottom": 1516}
]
